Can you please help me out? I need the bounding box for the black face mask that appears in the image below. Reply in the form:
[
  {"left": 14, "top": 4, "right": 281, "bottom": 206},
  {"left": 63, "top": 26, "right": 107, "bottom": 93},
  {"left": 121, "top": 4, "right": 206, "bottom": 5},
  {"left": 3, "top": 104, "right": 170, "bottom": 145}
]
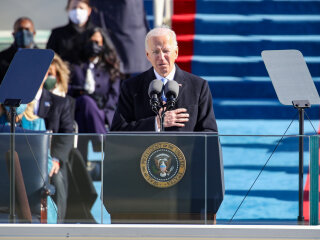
[
  {"left": 14, "top": 29, "right": 34, "bottom": 48},
  {"left": 84, "top": 41, "right": 103, "bottom": 59}
]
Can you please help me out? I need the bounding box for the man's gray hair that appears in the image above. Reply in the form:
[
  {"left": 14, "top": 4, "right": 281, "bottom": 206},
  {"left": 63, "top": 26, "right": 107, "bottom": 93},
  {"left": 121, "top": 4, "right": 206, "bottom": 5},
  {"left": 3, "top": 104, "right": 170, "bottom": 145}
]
[{"left": 145, "top": 25, "right": 178, "bottom": 51}]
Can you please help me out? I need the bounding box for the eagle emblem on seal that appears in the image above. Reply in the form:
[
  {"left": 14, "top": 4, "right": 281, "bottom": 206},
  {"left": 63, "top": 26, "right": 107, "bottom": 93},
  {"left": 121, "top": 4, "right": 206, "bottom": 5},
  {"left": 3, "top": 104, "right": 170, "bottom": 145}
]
[
  {"left": 140, "top": 142, "right": 186, "bottom": 188},
  {"left": 154, "top": 153, "right": 174, "bottom": 177}
]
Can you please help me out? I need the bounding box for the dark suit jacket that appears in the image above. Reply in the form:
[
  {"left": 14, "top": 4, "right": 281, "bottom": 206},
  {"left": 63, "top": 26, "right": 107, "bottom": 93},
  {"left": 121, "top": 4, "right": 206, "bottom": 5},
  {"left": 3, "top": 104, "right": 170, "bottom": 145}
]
[
  {"left": 0, "top": 44, "right": 40, "bottom": 85},
  {"left": 38, "top": 89, "right": 73, "bottom": 133},
  {"left": 110, "top": 65, "right": 218, "bottom": 132},
  {"left": 38, "top": 89, "right": 74, "bottom": 164},
  {"left": 46, "top": 21, "right": 95, "bottom": 64},
  {"left": 0, "top": 44, "right": 16, "bottom": 83}
]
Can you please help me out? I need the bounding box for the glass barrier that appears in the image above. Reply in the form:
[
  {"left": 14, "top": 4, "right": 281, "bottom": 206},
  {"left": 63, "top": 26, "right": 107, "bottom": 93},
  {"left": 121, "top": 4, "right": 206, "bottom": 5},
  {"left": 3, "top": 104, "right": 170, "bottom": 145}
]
[
  {"left": 0, "top": 132, "right": 318, "bottom": 225},
  {"left": 217, "top": 134, "right": 313, "bottom": 225}
]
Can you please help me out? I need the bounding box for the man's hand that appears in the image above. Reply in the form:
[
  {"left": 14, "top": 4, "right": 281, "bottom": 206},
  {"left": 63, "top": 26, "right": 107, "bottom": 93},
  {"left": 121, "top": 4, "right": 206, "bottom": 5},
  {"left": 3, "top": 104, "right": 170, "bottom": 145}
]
[
  {"left": 163, "top": 108, "right": 189, "bottom": 128},
  {"left": 49, "top": 160, "right": 60, "bottom": 177}
]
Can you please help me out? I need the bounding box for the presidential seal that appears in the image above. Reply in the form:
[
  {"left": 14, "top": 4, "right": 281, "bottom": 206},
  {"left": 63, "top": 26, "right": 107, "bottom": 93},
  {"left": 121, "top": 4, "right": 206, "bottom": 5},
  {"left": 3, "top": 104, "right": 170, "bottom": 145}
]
[{"left": 140, "top": 142, "right": 186, "bottom": 188}]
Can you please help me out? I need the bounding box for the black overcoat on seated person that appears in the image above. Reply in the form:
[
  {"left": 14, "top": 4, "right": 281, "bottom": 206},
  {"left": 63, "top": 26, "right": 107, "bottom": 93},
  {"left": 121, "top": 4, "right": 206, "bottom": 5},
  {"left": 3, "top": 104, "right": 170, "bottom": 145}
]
[
  {"left": 38, "top": 89, "right": 73, "bottom": 134},
  {"left": 110, "top": 65, "right": 218, "bottom": 132},
  {"left": 0, "top": 44, "right": 17, "bottom": 83},
  {"left": 46, "top": 21, "right": 95, "bottom": 65},
  {"left": 38, "top": 88, "right": 74, "bottom": 164}
]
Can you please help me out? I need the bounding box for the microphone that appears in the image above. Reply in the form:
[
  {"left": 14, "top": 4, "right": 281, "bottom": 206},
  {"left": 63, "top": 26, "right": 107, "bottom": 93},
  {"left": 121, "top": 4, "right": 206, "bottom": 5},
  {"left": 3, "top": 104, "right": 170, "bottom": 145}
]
[
  {"left": 148, "top": 79, "right": 163, "bottom": 111},
  {"left": 164, "top": 80, "right": 179, "bottom": 110}
]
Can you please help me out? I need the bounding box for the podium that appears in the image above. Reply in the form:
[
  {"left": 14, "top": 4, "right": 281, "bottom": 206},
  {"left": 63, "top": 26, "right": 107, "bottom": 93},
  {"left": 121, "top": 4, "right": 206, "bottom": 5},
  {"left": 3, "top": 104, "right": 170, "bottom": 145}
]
[{"left": 103, "top": 133, "right": 224, "bottom": 224}]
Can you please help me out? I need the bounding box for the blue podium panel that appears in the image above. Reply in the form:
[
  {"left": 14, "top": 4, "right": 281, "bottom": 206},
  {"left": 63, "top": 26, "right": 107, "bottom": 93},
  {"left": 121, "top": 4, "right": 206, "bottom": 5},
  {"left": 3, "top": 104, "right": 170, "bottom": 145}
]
[{"left": 0, "top": 49, "right": 54, "bottom": 104}]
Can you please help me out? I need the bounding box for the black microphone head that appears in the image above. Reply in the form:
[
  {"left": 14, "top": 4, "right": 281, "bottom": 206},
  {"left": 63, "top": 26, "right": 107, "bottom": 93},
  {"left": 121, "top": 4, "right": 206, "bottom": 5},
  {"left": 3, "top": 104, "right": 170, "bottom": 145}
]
[
  {"left": 148, "top": 79, "right": 163, "bottom": 97},
  {"left": 164, "top": 80, "right": 179, "bottom": 98}
]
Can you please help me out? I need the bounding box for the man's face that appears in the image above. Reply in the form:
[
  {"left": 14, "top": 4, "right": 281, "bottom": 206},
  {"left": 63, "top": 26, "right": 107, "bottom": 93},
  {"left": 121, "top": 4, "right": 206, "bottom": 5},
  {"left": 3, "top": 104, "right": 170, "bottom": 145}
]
[
  {"left": 13, "top": 19, "right": 35, "bottom": 35},
  {"left": 146, "top": 34, "right": 178, "bottom": 77},
  {"left": 13, "top": 19, "right": 36, "bottom": 48}
]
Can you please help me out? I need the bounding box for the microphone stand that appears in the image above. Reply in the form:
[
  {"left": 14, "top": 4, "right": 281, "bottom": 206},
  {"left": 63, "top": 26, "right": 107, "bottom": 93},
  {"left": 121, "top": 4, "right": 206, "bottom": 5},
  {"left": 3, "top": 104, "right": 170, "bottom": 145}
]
[
  {"left": 150, "top": 98, "right": 165, "bottom": 132},
  {"left": 150, "top": 96, "right": 176, "bottom": 132},
  {"left": 153, "top": 105, "right": 166, "bottom": 132},
  {"left": 159, "top": 108, "right": 165, "bottom": 132}
]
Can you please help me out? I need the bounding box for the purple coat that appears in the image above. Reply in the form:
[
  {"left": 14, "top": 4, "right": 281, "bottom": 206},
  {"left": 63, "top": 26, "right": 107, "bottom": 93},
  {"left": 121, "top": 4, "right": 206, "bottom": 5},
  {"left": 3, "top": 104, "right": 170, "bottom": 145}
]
[{"left": 68, "top": 63, "right": 121, "bottom": 133}]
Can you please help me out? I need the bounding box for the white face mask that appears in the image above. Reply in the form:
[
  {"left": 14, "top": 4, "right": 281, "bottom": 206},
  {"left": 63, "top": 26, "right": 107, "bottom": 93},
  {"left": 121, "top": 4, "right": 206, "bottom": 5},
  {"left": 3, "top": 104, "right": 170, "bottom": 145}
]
[{"left": 68, "top": 8, "right": 88, "bottom": 25}]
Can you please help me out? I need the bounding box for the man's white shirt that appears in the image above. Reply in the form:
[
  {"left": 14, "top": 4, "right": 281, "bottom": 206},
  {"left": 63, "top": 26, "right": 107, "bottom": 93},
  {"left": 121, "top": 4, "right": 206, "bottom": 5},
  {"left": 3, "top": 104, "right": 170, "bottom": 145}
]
[{"left": 153, "top": 65, "right": 176, "bottom": 83}]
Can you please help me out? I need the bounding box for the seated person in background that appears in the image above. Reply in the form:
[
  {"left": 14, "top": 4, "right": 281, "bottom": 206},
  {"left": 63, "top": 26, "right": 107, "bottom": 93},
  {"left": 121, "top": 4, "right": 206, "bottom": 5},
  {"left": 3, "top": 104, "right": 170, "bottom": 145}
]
[
  {"left": 68, "top": 27, "right": 122, "bottom": 162},
  {"left": 0, "top": 16, "right": 74, "bottom": 132},
  {"left": 0, "top": 16, "right": 74, "bottom": 133},
  {"left": 46, "top": 0, "right": 96, "bottom": 64},
  {"left": 44, "top": 53, "right": 76, "bottom": 120},
  {"left": 0, "top": 16, "right": 36, "bottom": 83},
  {"left": 68, "top": 27, "right": 122, "bottom": 134},
  {"left": 37, "top": 76, "right": 74, "bottom": 223},
  {"left": 44, "top": 53, "right": 70, "bottom": 98}
]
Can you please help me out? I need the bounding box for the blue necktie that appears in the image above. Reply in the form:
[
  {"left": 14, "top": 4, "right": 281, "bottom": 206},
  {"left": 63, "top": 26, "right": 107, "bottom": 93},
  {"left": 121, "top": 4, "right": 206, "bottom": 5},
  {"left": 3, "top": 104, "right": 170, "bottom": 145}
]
[{"left": 161, "top": 78, "right": 167, "bottom": 102}]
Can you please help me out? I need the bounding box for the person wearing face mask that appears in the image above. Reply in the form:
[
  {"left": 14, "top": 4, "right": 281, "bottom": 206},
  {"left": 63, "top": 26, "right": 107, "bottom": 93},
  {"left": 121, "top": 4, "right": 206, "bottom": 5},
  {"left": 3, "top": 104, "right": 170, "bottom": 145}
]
[
  {"left": 32, "top": 73, "right": 74, "bottom": 223},
  {"left": 42, "top": 56, "right": 99, "bottom": 222},
  {"left": 43, "top": 53, "right": 76, "bottom": 120},
  {"left": 0, "top": 17, "right": 37, "bottom": 84},
  {"left": 0, "top": 17, "right": 74, "bottom": 135},
  {"left": 0, "top": 17, "right": 38, "bottom": 126},
  {"left": 46, "top": 0, "right": 96, "bottom": 64},
  {"left": 68, "top": 27, "right": 122, "bottom": 159},
  {"left": 45, "top": 54, "right": 70, "bottom": 97}
]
